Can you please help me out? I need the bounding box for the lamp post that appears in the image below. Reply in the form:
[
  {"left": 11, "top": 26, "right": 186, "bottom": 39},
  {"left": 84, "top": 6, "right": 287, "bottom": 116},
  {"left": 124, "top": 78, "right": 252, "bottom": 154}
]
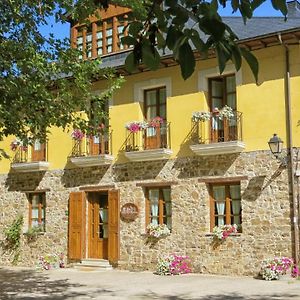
[
  {"left": 268, "top": 133, "right": 299, "bottom": 264},
  {"left": 268, "top": 134, "right": 283, "bottom": 158}
]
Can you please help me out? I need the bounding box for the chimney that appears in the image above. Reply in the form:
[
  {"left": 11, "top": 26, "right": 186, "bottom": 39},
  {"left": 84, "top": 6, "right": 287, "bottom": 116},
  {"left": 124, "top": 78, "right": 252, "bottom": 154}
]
[{"left": 287, "top": 0, "right": 300, "bottom": 17}]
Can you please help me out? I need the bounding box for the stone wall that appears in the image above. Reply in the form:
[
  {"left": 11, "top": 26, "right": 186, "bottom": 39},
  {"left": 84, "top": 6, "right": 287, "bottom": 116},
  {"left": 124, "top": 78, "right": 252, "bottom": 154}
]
[{"left": 0, "top": 150, "right": 296, "bottom": 276}]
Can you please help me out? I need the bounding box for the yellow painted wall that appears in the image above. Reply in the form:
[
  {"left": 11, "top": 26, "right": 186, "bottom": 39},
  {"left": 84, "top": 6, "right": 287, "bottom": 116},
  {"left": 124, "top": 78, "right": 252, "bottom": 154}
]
[{"left": 0, "top": 44, "right": 299, "bottom": 174}]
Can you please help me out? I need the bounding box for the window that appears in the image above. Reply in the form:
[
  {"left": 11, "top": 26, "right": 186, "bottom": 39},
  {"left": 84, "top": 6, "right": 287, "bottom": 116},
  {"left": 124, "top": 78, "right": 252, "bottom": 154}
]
[
  {"left": 209, "top": 75, "right": 238, "bottom": 143},
  {"left": 144, "top": 87, "right": 166, "bottom": 120},
  {"left": 28, "top": 193, "right": 46, "bottom": 231},
  {"left": 86, "top": 31, "right": 92, "bottom": 58},
  {"left": 210, "top": 183, "right": 241, "bottom": 231},
  {"left": 209, "top": 75, "right": 236, "bottom": 111},
  {"left": 145, "top": 187, "right": 171, "bottom": 229}
]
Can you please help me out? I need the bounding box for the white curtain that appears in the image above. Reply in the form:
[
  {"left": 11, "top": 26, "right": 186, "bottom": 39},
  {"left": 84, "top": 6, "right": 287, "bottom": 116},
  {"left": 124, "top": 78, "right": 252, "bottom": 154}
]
[
  {"left": 162, "top": 188, "right": 172, "bottom": 229},
  {"left": 147, "top": 127, "right": 156, "bottom": 137},
  {"left": 213, "top": 186, "right": 225, "bottom": 226},
  {"left": 212, "top": 116, "right": 219, "bottom": 130},
  {"left": 99, "top": 209, "right": 108, "bottom": 238},
  {"left": 149, "top": 189, "right": 159, "bottom": 225},
  {"left": 230, "top": 185, "right": 241, "bottom": 225}
]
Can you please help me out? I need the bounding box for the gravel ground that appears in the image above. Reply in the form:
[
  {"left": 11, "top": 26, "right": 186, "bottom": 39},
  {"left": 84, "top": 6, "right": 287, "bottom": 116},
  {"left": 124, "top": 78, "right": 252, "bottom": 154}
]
[{"left": 0, "top": 266, "right": 300, "bottom": 299}]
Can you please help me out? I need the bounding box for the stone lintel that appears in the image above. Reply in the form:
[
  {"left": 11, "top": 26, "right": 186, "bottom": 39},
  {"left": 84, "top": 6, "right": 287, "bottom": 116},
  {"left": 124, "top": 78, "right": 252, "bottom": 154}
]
[
  {"left": 79, "top": 184, "right": 115, "bottom": 191},
  {"left": 136, "top": 181, "right": 178, "bottom": 187},
  {"left": 198, "top": 176, "right": 248, "bottom": 183},
  {"left": 23, "top": 189, "right": 51, "bottom": 193}
]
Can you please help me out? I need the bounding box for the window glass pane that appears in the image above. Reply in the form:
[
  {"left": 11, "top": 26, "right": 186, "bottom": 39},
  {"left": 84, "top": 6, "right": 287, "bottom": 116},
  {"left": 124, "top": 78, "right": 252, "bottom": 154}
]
[
  {"left": 106, "top": 28, "right": 113, "bottom": 36},
  {"left": 106, "top": 37, "right": 112, "bottom": 44},
  {"left": 213, "top": 186, "right": 226, "bottom": 226},
  {"left": 118, "top": 25, "right": 124, "bottom": 34},
  {"left": 107, "top": 45, "right": 112, "bottom": 53},
  {"left": 146, "top": 106, "right": 157, "bottom": 120},
  {"left": 97, "top": 40, "right": 102, "bottom": 47},
  {"left": 227, "top": 94, "right": 236, "bottom": 110},
  {"left": 211, "top": 80, "right": 223, "bottom": 97},
  {"left": 149, "top": 189, "right": 159, "bottom": 225},
  {"left": 32, "top": 208, "right": 39, "bottom": 218},
  {"left": 162, "top": 188, "right": 172, "bottom": 229},
  {"left": 87, "top": 50, "right": 92, "bottom": 58},
  {"left": 226, "top": 76, "right": 236, "bottom": 93},
  {"left": 159, "top": 105, "right": 166, "bottom": 120},
  {"left": 97, "top": 31, "right": 102, "bottom": 39},
  {"left": 212, "top": 98, "right": 222, "bottom": 110},
  {"left": 32, "top": 220, "right": 39, "bottom": 227},
  {"left": 86, "top": 34, "right": 92, "bottom": 42},
  {"left": 145, "top": 90, "right": 157, "bottom": 106},
  {"left": 31, "top": 194, "right": 40, "bottom": 206},
  {"left": 159, "top": 88, "right": 166, "bottom": 103},
  {"left": 34, "top": 140, "right": 41, "bottom": 151},
  {"left": 97, "top": 48, "right": 102, "bottom": 55},
  {"left": 77, "top": 37, "right": 83, "bottom": 45}
]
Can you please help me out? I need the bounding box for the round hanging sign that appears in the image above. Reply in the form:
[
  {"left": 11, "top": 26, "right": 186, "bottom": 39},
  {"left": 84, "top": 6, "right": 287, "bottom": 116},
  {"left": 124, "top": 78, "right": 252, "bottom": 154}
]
[{"left": 120, "top": 203, "right": 139, "bottom": 222}]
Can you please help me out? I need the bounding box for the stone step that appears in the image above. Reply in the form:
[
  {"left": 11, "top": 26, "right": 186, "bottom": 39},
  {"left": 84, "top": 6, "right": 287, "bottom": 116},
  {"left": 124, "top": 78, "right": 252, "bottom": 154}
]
[{"left": 73, "top": 259, "right": 113, "bottom": 270}]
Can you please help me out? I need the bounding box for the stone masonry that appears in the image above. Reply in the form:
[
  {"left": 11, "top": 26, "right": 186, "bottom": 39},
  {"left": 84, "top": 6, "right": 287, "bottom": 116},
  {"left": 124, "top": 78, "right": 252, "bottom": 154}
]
[{"left": 0, "top": 149, "right": 296, "bottom": 276}]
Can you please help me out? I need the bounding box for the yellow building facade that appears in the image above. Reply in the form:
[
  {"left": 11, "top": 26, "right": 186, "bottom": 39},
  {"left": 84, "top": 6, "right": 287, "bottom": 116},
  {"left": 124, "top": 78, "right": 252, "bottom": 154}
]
[{"left": 0, "top": 2, "right": 300, "bottom": 276}]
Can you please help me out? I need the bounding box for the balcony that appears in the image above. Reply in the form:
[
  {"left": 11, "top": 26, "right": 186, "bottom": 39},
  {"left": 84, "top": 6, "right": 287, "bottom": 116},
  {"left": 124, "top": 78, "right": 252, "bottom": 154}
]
[
  {"left": 69, "top": 132, "right": 113, "bottom": 167},
  {"left": 189, "top": 111, "right": 245, "bottom": 156},
  {"left": 125, "top": 122, "right": 173, "bottom": 162},
  {"left": 11, "top": 142, "right": 50, "bottom": 172}
]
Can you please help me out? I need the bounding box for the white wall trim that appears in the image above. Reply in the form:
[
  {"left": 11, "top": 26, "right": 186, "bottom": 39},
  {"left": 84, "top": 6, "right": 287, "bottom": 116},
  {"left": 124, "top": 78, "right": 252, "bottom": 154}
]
[
  {"left": 198, "top": 64, "right": 242, "bottom": 92},
  {"left": 133, "top": 77, "right": 172, "bottom": 103}
]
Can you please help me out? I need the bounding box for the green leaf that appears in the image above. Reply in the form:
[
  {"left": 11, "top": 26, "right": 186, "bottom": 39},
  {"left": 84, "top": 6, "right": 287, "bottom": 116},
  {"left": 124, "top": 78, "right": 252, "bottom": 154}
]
[
  {"left": 241, "top": 47, "right": 259, "bottom": 83},
  {"left": 230, "top": 44, "right": 242, "bottom": 71},
  {"left": 166, "top": 26, "right": 183, "bottom": 50},
  {"left": 125, "top": 52, "right": 138, "bottom": 73},
  {"left": 121, "top": 36, "right": 136, "bottom": 47},
  {"left": 142, "top": 45, "right": 161, "bottom": 71},
  {"left": 188, "top": 29, "right": 205, "bottom": 52},
  {"left": 128, "top": 21, "right": 143, "bottom": 37},
  {"left": 216, "top": 44, "right": 228, "bottom": 74},
  {"left": 271, "top": 0, "right": 288, "bottom": 16},
  {"left": 178, "top": 43, "right": 195, "bottom": 80}
]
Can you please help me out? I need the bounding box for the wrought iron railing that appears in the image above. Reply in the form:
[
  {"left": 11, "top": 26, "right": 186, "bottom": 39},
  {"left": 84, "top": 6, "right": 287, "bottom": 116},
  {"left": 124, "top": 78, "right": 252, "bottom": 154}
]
[
  {"left": 125, "top": 122, "right": 171, "bottom": 152},
  {"left": 12, "top": 143, "right": 48, "bottom": 163},
  {"left": 191, "top": 111, "right": 243, "bottom": 144},
  {"left": 70, "top": 132, "right": 112, "bottom": 157}
]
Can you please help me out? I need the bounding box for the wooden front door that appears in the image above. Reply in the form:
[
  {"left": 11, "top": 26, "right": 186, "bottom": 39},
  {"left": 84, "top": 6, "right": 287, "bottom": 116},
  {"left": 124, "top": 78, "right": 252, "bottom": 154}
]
[
  {"left": 68, "top": 192, "right": 86, "bottom": 260},
  {"left": 88, "top": 192, "right": 109, "bottom": 259}
]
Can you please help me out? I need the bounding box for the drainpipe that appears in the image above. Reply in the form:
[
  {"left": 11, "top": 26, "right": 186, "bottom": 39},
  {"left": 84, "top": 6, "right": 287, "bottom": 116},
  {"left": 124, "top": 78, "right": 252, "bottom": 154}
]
[{"left": 278, "top": 33, "right": 299, "bottom": 264}]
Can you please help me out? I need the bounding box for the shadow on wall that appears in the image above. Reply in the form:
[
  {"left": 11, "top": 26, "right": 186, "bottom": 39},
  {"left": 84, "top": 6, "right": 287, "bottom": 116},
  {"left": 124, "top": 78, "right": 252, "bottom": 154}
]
[
  {"left": 112, "top": 160, "right": 168, "bottom": 182},
  {"left": 174, "top": 154, "right": 240, "bottom": 179},
  {"left": 5, "top": 170, "right": 46, "bottom": 191},
  {"left": 61, "top": 165, "right": 111, "bottom": 188},
  {"left": 242, "top": 175, "right": 266, "bottom": 201}
]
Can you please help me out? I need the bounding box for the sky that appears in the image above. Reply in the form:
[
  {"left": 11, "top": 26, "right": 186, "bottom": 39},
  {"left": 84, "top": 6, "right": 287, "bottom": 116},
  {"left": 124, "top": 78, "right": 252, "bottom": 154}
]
[{"left": 40, "top": 1, "right": 285, "bottom": 41}]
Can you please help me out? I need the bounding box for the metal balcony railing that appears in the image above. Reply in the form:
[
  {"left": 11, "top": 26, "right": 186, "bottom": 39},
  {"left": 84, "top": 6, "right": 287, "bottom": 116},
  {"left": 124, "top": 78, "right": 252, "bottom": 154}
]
[
  {"left": 70, "top": 132, "right": 112, "bottom": 157},
  {"left": 191, "top": 111, "right": 243, "bottom": 144},
  {"left": 12, "top": 143, "right": 48, "bottom": 163},
  {"left": 125, "top": 122, "right": 171, "bottom": 152}
]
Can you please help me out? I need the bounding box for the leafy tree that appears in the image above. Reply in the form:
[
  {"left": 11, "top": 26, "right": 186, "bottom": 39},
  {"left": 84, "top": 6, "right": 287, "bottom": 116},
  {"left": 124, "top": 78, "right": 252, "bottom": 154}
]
[
  {"left": 117, "top": 0, "right": 287, "bottom": 80},
  {"left": 0, "top": 0, "right": 123, "bottom": 146},
  {"left": 0, "top": 0, "right": 287, "bottom": 149}
]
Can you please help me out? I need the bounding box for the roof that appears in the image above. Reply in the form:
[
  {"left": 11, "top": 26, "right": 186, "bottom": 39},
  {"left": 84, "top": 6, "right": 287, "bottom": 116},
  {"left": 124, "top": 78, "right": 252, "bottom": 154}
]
[{"left": 100, "top": 0, "right": 300, "bottom": 72}]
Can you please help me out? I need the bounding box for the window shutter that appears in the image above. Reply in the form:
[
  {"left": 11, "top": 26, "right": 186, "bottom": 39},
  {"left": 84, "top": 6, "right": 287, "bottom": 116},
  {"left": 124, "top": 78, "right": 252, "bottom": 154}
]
[
  {"left": 68, "top": 192, "right": 86, "bottom": 260},
  {"left": 108, "top": 189, "right": 120, "bottom": 264}
]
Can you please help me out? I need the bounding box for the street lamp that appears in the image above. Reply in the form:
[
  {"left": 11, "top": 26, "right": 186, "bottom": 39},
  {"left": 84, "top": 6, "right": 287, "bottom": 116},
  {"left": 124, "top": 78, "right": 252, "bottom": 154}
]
[
  {"left": 268, "top": 134, "right": 283, "bottom": 157},
  {"left": 268, "top": 133, "right": 286, "bottom": 166}
]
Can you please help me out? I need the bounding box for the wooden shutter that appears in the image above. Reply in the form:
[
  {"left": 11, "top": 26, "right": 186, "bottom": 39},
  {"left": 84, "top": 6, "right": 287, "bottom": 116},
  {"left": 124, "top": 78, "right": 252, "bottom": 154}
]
[
  {"left": 68, "top": 192, "right": 86, "bottom": 260},
  {"left": 108, "top": 189, "right": 120, "bottom": 264}
]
